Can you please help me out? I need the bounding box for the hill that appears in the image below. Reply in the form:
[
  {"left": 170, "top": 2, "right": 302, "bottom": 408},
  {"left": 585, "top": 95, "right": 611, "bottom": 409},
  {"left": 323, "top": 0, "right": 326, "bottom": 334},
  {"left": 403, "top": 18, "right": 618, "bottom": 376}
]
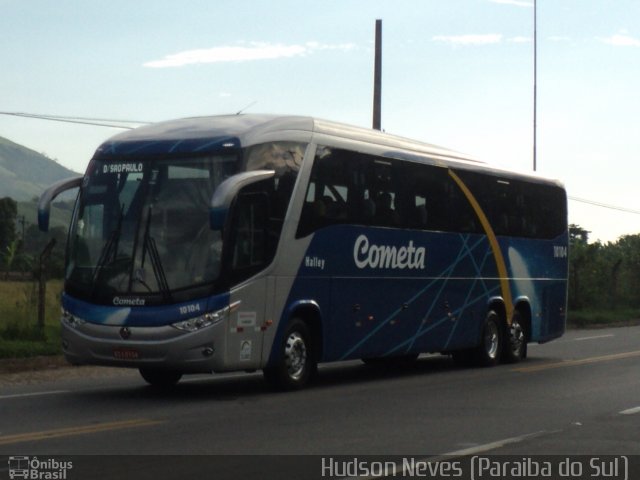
[{"left": 0, "top": 136, "right": 79, "bottom": 202}]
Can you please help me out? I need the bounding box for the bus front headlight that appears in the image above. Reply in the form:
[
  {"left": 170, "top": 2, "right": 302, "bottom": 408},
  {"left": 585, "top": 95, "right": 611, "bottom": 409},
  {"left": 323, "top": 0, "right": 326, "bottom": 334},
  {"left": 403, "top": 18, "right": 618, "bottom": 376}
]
[
  {"left": 61, "top": 309, "right": 86, "bottom": 329},
  {"left": 172, "top": 309, "right": 225, "bottom": 332}
]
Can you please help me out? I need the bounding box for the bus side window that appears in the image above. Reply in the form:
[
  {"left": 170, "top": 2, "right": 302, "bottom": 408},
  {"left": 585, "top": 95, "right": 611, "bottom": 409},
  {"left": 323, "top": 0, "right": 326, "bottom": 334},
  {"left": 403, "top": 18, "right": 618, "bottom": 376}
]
[
  {"left": 229, "top": 192, "right": 268, "bottom": 279},
  {"left": 361, "top": 190, "right": 376, "bottom": 223},
  {"left": 297, "top": 181, "right": 327, "bottom": 236},
  {"left": 296, "top": 147, "right": 353, "bottom": 237},
  {"left": 413, "top": 195, "right": 428, "bottom": 228},
  {"left": 359, "top": 156, "right": 401, "bottom": 228},
  {"left": 374, "top": 191, "right": 400, "bottom": 226}
]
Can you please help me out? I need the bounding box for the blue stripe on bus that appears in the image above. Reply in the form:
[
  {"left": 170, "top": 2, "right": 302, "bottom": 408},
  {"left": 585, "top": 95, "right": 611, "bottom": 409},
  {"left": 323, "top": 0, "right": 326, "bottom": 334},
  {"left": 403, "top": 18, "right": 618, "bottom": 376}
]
[
  {"left": 62, "top": 292, "right": 231, "bottom": 327},
  {"left": 271, "top": 225, "right": 567, "bottom": 364},
  {"left": 94, "top": 136, "right": 240, "bottom": 158}
]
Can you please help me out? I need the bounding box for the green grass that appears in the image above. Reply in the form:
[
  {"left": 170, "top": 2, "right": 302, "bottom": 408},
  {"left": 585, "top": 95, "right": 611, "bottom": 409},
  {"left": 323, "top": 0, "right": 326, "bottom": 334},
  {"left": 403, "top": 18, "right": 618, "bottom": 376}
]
[
  {"left": 567, "top": 308, "right": 640, "bottom": 328},
  {"left": 0, "top": 280, "right": 63, "bottom": 358}
]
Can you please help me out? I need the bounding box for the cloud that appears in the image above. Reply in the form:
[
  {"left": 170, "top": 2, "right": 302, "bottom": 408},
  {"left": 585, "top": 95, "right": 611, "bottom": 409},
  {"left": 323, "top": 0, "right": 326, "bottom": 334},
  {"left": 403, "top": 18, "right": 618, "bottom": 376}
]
[
  {"left": 599, "top": 34, "right": 640, "bottom": 47},
  {"left": 508, "top": 36, "right": 532, "bottom": 43},
  {"left": 548, "top": 36, "right": 571, "bottom": 42},
  {"left": 432, "top": 34, "right": 503, "bottom": 46},
  {"left": 489, "top": 0, "right": 534, "bottom": 7},
  {"left": 144, "top": 41, "right": 356, "bottom": 68}
]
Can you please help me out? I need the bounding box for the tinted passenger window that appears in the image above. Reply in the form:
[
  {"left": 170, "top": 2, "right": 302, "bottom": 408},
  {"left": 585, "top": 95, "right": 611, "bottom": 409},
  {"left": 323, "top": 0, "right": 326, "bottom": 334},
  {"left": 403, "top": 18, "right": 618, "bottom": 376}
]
[
  {"left": 297, "top": 147, "right": 480, "bottom": 237},
  {"left": 297, "top": 147, "right": 354, "bottom": 237},
  {"left": 401, "top": 163, "right": 480, "bottom": 234},
  {"left": 455, "top": 170, "right": 566, "bottom": 239},
  {"left": 296, "top": 146, "right": 565, "bottom": 239},
  {"left": 231, "top": 193, "right": 268, "bottom": 270}
]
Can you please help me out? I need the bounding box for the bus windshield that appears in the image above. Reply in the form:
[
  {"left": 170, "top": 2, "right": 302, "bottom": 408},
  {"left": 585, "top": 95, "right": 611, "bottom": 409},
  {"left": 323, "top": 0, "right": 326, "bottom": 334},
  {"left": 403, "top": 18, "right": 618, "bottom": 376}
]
[{"left": 66, "top": 154, "right": 238, "bottom": 302}]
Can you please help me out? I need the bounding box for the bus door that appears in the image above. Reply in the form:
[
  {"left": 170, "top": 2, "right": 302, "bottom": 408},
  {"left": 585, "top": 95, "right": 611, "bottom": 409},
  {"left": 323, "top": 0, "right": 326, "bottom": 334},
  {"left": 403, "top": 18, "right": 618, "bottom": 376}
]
[{"left": 224, "top": 192, "right": 270, "bottom": 369}]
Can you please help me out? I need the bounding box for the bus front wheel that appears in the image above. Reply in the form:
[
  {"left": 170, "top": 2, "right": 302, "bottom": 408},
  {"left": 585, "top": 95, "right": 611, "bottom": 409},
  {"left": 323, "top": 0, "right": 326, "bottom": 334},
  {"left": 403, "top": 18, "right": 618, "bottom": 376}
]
[
  {"left": 139, "top": 368, "right": 182, "bottom": 388},
  {"left": 263, "top": 319, "right": 316, "bottom": 390}
]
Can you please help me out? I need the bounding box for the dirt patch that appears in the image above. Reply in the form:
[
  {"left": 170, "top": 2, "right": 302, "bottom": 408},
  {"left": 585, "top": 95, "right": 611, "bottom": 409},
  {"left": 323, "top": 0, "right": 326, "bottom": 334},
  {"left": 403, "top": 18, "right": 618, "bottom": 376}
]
[
  {"left": 0, "top": 355, "right": 136, "bottom": 387},
  {"left": 0, "top": 355, "right": 69, "bottom": 374}
]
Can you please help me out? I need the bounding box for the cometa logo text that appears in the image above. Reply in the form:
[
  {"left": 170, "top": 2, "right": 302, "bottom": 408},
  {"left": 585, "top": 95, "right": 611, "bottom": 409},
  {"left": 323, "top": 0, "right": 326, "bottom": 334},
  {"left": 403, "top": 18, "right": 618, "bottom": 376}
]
[
  {"left": 113, "top": 297, "right": 146, "bottom": 306},
  {"left": 353, "top": 234, "right": 426, "bottom": 270}
]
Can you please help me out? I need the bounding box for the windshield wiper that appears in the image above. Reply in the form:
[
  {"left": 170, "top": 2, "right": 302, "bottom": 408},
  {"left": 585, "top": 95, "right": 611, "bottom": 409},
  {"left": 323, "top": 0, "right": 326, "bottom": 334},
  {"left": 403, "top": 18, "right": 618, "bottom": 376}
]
[
  {"left": 134, "top": 206, "right": 171, "bottom": 302},
  {"left": 91, "top": 203, "right": 124, "bottom": 287}
]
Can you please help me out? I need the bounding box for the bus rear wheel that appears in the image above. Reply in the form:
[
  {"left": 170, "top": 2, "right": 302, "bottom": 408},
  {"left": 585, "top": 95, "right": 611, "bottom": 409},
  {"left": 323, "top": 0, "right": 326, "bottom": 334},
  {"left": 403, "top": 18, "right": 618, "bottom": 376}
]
[
  {"left": 263, "top": 319, "right": 316, "bottom": 390},
  {"left": 474, "top": 310, "right": 502, "bottom": 367},
  {"left": 139, "top": 368, "right": 182, "bottom": 388},
  {"left": 502, "top": 310, "right": 527, "bottom": 363}
]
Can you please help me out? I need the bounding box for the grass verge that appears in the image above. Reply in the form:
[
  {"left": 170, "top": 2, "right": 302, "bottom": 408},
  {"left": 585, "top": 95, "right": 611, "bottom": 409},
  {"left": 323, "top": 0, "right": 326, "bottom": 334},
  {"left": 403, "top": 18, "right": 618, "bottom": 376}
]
[
  {"left": 567, "top": 308, "right": 640, "bottom": 328},
  {"left": 0, "top": 280, "right": 63, "bottom": 358}
]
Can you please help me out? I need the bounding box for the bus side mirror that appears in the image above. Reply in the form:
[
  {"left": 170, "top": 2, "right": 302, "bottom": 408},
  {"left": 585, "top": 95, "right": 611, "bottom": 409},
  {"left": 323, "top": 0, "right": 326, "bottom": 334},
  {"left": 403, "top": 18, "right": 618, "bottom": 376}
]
[
  {"left": 209, "top": 170, "right": 275, "bottom": 230},
  {"left": 38, "top": 176, "right": 83, "bottom": 232}
]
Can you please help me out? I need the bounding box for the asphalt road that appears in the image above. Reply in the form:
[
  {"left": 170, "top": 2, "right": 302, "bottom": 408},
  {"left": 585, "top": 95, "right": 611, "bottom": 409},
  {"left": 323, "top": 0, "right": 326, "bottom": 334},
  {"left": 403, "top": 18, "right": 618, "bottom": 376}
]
[{"left": 1, "top": 326, "right": 639, "bottom": 478}]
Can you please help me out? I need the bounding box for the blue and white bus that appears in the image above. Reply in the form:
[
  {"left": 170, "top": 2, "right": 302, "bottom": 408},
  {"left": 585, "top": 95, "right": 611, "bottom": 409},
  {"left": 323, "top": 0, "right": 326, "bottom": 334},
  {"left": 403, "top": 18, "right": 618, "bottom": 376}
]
[{"left": 39, "top": 115, "right": 568, "bottom": 389}]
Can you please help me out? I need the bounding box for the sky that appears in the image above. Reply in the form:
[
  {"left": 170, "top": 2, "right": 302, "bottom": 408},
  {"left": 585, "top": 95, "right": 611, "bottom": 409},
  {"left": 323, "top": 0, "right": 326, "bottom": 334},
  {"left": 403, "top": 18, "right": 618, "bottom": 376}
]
[{"left": 1, "top": 0, "right": 639, "bottom": 243}]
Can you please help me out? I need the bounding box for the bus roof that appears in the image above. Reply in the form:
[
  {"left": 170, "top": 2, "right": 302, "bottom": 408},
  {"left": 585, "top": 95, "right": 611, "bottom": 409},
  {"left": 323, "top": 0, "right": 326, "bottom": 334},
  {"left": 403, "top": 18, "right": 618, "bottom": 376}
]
[
  {"left": 96, "top": 114, "right": 562, "bottom": 187},
  {"left": 100, "top": 114, "right": 469, "bottom": 159}
]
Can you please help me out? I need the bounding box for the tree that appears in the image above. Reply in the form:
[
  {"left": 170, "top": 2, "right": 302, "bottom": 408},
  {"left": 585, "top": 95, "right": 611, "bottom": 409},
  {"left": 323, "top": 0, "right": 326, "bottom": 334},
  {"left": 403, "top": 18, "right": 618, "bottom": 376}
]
[
  {"left": 569, "top": 224, "right": 591, "bottom": 309},
  {"left": 615, "top": 234, "right": 640, "bottom": 307},
  {"left": 21, "top": 224, "right": 67, "bottom": 278},
  {"left": 0, "top": 197, "right": 18, "bottom": 251},
  {"left": 569, "top": 224, "right": 590, "bottom": 245},
  {"left": 568, "top": 225, "right": 640, "bottom": 312}
]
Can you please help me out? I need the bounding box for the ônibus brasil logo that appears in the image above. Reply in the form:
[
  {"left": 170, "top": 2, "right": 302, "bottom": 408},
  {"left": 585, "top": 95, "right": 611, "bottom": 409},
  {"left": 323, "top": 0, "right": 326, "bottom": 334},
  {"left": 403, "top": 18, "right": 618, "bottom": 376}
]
[
  {"left": 8, "top": 456, "right": 73, "bottom": 480},
  {"left": 353, "top": 234, "right": 426, "bottom": 270}
]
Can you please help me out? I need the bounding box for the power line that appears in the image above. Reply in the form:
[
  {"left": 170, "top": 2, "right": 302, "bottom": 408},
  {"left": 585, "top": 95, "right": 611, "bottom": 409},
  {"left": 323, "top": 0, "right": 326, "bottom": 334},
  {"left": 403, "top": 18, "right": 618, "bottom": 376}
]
[
  {"left": 0, "top": 111, "right": 150, "bottom": 129},
  {"left": 4, "top": 110, "right": 640, "bottom": 217},
  {"left": 0, "top": 111, "right": 150, "bottom": 124},
  {"left": 569, "top": 196, "right": 640, "bottom": 215},
  {"left": 0, "top": 111, "right": 136, "bottom": 129}
]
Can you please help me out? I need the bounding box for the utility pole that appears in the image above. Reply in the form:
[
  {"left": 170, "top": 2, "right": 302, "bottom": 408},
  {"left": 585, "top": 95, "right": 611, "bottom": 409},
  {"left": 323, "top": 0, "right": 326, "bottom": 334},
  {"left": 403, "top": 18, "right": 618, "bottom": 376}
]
[
  {"left": 533, "top": 0, "right": 538, "bottom": 171},
  {"left": 38, "top": 238, "right": 56, "bottom": 332},
  {"left": 17, "top": 214, "right": 25, "bottom": 248},
  {"left": 373, "top": 19, "right": 382, "bottom": 131}
]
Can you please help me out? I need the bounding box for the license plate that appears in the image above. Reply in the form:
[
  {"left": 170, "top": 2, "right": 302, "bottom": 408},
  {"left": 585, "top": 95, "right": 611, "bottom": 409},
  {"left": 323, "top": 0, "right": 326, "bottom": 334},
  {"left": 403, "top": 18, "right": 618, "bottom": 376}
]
[{"left": 113, "top": 348, "right": 140, "bottom": 360}]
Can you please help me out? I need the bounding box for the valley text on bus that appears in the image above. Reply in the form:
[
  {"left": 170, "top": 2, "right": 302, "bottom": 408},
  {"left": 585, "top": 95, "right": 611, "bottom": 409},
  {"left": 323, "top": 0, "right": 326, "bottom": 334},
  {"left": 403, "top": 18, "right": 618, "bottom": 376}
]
[{"left": 38, "top": 115, "right": 568, "bottom": 389}]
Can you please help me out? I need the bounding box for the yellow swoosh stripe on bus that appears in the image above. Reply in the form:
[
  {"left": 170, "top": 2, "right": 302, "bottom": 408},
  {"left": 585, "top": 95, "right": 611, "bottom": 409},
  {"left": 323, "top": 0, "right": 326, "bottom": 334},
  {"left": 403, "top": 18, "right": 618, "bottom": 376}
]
[{"left": 448, "top": 169, "right": 514, "bottom": 323}]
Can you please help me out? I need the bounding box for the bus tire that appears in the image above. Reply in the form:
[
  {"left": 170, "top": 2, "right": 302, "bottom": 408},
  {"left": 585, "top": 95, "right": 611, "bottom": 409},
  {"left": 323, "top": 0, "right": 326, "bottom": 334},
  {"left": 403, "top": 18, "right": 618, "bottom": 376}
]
[
  {"left": 263, "top": 319, "right": 316, "bottom": 390},
  {"left": 502, "top": 310, "right": 527, "bottom": 363},
  {"left": 474, "top": 310, "right": 502, "bottom": 367},
  {"left": 139, "top": 368, "right": 182, "bottom": 387}
]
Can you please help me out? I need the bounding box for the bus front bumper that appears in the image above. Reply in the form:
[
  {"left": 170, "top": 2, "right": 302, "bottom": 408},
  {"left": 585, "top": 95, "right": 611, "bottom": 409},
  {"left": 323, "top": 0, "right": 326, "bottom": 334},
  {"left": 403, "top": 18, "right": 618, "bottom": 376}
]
[{"left": 61, "top": 320, "right": 228, "bottom": 373}]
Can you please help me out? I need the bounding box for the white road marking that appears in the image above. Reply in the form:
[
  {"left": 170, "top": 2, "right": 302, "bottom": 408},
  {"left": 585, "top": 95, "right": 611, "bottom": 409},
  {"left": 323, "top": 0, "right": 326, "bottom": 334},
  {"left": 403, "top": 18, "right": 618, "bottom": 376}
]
[
  {"left": 0, "top": 390, "right": 69, "bottom": 400},
  {"left": 549, "top": 333, "right": 616, "bottom": 345},
  {"left": 619, "top": 406, "right": 640, "bottom": 415},
  {"left": 346, "top": 431, "right": 553, "bottom": 480},
  {"left": 434, "top": 430, "right": 551, "bottom": 458},
  {"left": 575, "top": 334, "right": 615, "bottom": 342}
]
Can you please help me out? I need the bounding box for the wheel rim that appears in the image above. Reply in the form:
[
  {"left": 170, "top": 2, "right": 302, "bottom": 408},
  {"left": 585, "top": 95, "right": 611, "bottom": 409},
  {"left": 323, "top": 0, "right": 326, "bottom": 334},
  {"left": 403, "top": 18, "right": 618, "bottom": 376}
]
[
  {"left": 484, "top": 321, "right": 499, "bottom": 359},
  {"left": 284, "top": 331, "right": 307, "bottom": 381},
  {"left": 509, "top": 320, "right": 524, "bottom": 355}
]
